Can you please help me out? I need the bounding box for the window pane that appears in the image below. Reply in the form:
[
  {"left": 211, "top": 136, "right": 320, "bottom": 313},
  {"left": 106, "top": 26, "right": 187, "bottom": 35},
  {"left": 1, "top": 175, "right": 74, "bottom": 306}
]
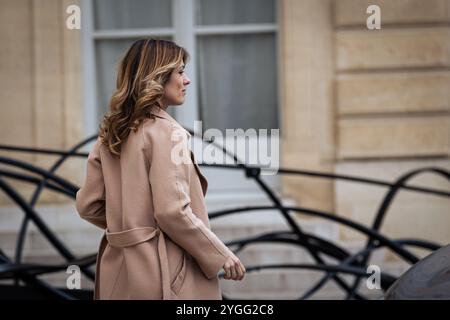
[
  {"left": 96, "top": 38, "right": 175, "bottom": 123},
  {"left": 195, "top": 0, "right": 275, "bottom": 25},
  {"left": 197, "top": 34, "right": 278, "bottom": 133},
  {"left": 94, "top": 0, "right": 172, "bottom": 30}
]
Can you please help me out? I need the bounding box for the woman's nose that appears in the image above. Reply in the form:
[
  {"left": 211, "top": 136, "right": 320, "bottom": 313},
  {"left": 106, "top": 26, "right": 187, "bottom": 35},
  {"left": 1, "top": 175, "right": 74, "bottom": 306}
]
[{"left": 183, "top": 74, "right": 191, "bottom": 85}]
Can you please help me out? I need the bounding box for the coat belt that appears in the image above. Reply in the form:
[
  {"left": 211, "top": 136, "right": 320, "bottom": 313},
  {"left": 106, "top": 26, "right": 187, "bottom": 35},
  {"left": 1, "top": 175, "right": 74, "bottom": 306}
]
[{"left": 104, "top": 226, "right": 171, "bottom": 299}]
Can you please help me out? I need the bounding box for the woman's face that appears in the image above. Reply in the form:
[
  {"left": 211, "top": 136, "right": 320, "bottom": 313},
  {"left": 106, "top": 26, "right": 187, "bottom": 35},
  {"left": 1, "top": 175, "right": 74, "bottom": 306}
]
[{"left": 162, "top": 64, "right": 191, "bottom": 106}]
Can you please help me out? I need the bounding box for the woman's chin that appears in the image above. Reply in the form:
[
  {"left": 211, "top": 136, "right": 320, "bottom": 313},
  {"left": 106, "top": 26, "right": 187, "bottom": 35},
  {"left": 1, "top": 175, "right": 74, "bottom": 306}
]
[{"left": 168, "top": 100, "right": 184, "bottom": 107}]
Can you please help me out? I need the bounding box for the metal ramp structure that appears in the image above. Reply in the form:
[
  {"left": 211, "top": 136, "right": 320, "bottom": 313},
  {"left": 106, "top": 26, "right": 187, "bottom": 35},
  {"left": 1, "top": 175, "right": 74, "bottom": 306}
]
[{"left": 0, "top": 131, "right": 449, "bottom": 300}]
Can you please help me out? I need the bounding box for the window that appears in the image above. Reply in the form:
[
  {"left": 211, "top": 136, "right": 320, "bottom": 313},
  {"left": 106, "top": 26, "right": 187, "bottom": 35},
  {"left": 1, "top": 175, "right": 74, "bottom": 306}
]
[
  {"left": 82, "top": 0, "right": 278, "bottom": 135},
  {"left": 82, "top": 0, "right": 280, "bottom": 193}
]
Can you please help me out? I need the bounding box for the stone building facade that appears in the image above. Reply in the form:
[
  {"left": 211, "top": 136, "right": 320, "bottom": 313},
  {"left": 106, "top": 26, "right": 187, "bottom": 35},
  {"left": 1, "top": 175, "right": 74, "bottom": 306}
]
[{"left": 0, "top": 0, "right": 449, "bottom": 298}]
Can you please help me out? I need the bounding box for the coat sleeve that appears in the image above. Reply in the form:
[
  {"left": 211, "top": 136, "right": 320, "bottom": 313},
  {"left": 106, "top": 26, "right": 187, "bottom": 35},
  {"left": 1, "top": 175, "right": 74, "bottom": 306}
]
[
  {"left": 75, "top": 138, "right": 107, "bottom": 229},
  {"left": 144, "top": 121, "right": 231, "bottom": 279}
]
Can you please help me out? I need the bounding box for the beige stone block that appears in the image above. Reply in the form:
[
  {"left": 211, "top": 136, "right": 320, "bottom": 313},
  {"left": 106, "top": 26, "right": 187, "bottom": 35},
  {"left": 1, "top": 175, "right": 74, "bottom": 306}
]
[
  {"left": 338, "top": 116, "right": 450, "bottom": 158},
  {"left": 28, "top": 0, "right": 70, "bottom": 204},
  {"left": 0, "top": 0, "right": 34, "bottom": 164},
  {"left": 336, "top": 28, "right": 450, "bottom": 70},
  {"left": 335, "top": 159, "right": 450, "bottom": 245},
  {"left": 33, "top": 0, "right": 64, "bottom": 161},
  {"left": 334, "top": 0, "right": 450, "bottom": 26},
  {"left": 280, "top": 0, "right": 336, "bottom": 213},
  {"left": 61, "top": 0, "right": 84, "bottom": 193},
  {"left": 281, "top": 149, "right": 335, "bottom": 214},
  {"left": 0, "top": 179, "right": 35, "bottom": 208},
  {"left": 280, "top": 0, "right": 335, "bottom": 154},
  {"left": 62, "top": 0, "right": 83, "bottom": 148},
  {"left": 337, "top": 71, "right": 450, "bottom": 115}
]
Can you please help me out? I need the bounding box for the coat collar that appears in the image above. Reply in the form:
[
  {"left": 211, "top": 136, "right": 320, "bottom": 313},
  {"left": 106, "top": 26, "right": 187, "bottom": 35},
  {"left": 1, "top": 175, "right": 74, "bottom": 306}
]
[
  {"left": 149, "top": 105, "right": 172, "bottom": 120},
  {"left": 150, "top": 106, "right": 191, "bottom": 138}
]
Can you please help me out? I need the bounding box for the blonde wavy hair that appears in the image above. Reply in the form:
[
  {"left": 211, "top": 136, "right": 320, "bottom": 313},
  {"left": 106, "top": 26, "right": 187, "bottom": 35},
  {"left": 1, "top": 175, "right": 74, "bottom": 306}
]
[{"left": 99, "top": 38, "right": 189, "bottom": 156}]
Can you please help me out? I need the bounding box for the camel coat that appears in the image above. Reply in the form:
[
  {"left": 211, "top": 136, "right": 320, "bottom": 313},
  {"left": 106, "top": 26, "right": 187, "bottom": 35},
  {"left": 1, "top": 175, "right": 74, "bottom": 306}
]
[{"left": 75, "top": 106, "right": 232, "bottom": 300}]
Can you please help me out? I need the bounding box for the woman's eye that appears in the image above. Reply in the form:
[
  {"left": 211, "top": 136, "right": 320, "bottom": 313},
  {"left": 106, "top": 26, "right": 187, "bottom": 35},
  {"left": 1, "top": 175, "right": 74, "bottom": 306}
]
[{"left": 179, "top": 70, "right": 184, "bottom": 74}]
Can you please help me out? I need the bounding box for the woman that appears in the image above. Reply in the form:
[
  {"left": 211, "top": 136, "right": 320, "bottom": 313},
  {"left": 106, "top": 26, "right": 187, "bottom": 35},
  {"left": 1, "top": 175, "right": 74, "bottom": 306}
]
[{"left": 76, "top": 39, "right": 245, "bottom": 300}]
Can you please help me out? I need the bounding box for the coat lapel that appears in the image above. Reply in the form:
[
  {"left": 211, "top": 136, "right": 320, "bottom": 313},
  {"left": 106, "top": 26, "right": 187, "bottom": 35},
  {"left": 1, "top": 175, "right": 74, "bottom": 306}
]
[{"left": 190, "top": 150, "right": 208, "bottom": 196}]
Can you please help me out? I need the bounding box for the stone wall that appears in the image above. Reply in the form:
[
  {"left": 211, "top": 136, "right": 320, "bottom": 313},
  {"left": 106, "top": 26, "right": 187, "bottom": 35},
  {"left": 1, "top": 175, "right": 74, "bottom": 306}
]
[
  {"left": 0, "top": 0, "right": 84, "bottom": 205},
  {"left": 333, "top": 0, "right": 450, "bottom": 248},
  {"left": 280, "top": 0, "right": 450, "bottom": 249}
]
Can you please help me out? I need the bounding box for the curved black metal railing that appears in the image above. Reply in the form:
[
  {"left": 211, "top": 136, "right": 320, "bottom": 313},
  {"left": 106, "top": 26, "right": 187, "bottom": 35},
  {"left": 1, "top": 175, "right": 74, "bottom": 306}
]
[{"left": 0, "top": 131, "right": 448, "bottom": 300}]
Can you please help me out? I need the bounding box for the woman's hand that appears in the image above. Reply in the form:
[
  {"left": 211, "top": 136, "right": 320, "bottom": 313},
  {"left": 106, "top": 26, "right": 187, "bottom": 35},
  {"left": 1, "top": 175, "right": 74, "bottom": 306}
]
[{"left": 222, "top": 251, "right": 246, "bottom": 281}]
